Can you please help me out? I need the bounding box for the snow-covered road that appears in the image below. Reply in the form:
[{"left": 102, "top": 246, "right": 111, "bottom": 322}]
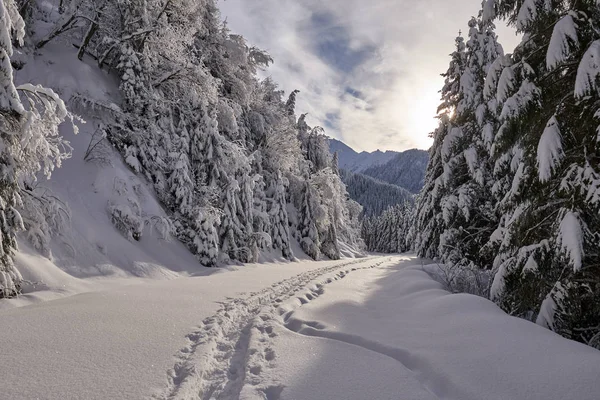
[{"left": 1, "top": 255, "right": 599, "bottom": 400}]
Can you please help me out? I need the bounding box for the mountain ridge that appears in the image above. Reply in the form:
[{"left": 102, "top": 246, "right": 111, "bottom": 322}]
[
  {"left": 329, "top": 138, "right": 429, "bottom": 193},
  {"left": 329, "top": 138, "right": 399, "bottom": 173}
]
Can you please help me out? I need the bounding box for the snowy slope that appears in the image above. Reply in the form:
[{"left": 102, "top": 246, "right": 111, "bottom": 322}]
[
  {"left": 362, "top": 148, "right": 429, "bottom": 193},
  {"left": 1, "top": 255, "right": 598, "bottom": 400},
  {"left": 11, "top": 41, "right": 210, "bottom": 288}
]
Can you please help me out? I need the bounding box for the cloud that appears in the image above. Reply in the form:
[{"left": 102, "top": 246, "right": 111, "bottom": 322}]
[{"left": 218, "top": 0, "right": 520, "bottom": 152}]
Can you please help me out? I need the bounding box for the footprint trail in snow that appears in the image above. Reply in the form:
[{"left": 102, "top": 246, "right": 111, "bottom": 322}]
[{"left": 157, "top": 256, "right": 391, "bottom": 400}]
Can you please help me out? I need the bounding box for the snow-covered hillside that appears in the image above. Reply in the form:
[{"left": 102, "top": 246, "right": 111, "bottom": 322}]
[
  {"left": 0, "top": 0, "right": 367, "bottom": 301},
  {"left": 362, "top": 148, "right": 429, "bottom": 193}
]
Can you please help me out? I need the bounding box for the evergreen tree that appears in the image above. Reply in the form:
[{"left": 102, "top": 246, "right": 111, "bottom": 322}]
[
  {"left": 298, "top": 179, "right": 320, "bottom": 260},
  {"left": 285, "top": 89, "right": 300, "bottom": 116},
  {"left": 269, "top": 170, "right": 293, "bottom": 260},
  {"left": 362, "top": 203, "right": 414, "bottom": 253},
  {"left": 415, "top": 33, "right": 467, "bottom": 259},
  {"left": 331, "top": 151, "right": 340, "bottom": 176},
  {"left": 437, "top": 16, "right": 503, "bottom": 270},
  {"left": 483, "top": 0, "right": 600, "bottom": 347},
  {"left": 339, "top": 169, "right": 413, "bottom": 218}
]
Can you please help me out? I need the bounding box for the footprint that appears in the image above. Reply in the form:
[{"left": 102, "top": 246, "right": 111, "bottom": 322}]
[
  {"left": 297, "top": 297, "right": 308, "bottom": 305},
  {"left": 249, "top": 365, "right": 262, "bottom": 375},
  {"left": 265, "top": 348, "right": 276, "bottom": 361},
  {"left": 263, "top": 384, "right": 285, "bottom": 400}
]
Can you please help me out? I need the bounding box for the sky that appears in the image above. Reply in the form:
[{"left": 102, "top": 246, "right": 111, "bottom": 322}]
[{"left": 218, "top": 0, "right": 521, "bottom": 152}]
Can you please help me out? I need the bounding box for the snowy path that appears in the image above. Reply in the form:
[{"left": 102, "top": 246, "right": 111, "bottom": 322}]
[
  {"left": 233, "top": 256, "right": 600, "bottom": 400},
  {"left": 0, "top": 255, "right": 386, "bottom": 399},
  {"left": 1, "top": 255, "right": 599, "bottom": 400},
  {"left": 161, "top": 257, "right": 392, "bottom": 399},
  {"left": 159, "top": 255, "right": 600, "bottom": 400}
]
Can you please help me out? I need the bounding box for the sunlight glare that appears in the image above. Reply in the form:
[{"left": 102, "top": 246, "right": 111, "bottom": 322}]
[{"left": 404, "top": 83, "right": 439, "bottom": 150}]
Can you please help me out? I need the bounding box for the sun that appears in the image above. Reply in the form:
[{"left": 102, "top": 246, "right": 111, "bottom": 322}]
[{"left": 404, "top": 83, "right": 440, "bottom": 150}]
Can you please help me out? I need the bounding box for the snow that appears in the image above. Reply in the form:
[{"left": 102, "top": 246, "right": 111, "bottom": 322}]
[
  {"left": 464, "top": 145, "right": 482, "bottom": 184},
  {"left": 547, "top": 14, "right": 579, "bottom": 70},
  {"left": 516, "top": 0, "right": 538, "bottom": 31},
  {"left": 536, "top": 282, "right": 564, "bottom": 330},
  {"left": 482, "top": 0, "right": 497, "bottom": 23},
  {"left": 273, "top": 258, "right": 600, "bottom": 400},
  {"left": 3, "top": 255, "right": 600, "bottom": 400},
  {"left": 575, "top": 40, "right": 600, "bottom": 98},
  {"left": 523, "top": 253, "right": 539, "bottom": 274},
  {"left": 537, "top": 115, "right": 564, "bottom": 182},
  {"left": 496, "top": 64, "right": 515, "bottom": 103},
  {"left": 500, "top": 80, "right": 541, "bottom": 120},
  {"left": 442, "top": 127, "right": 462, "bottom": 160},
  {"left": 0, "top": 255, "right": 370, "bottom": 399},
  {"left": 558, "top": 211, "right": 584, "bottom": 271}
]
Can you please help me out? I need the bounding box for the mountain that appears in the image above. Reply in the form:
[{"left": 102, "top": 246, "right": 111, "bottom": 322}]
[
  {"left": 362, "top": 149, "right": 429, "bottom": 193},
  {"left": 329, "top": 138, "right": 399, "bottom": 173},
  {"left": 329, "top": 139, "right": 429, "bottom": 193},
  {"left": 339, "top": 170, "right": 413, "bottom": 217}
]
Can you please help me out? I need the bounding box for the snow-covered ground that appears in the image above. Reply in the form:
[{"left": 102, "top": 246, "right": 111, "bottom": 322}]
[{"left": 1, "top": 255, "right": 599, "bottom": 400}]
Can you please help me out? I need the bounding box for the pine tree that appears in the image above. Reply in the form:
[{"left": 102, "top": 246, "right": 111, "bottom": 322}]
[
  {"left": 285, "top": 89, "right": 300, "bottom": 116},
  {"left": 437, "top": 15, "right": 503, "bottom": 270},
  {"left": 298, "top": 179, "right": 320, "bottom": 260},
  {"left": 249, "top": 175, "right": 271, "bottom": 262},
  {"left": 483, "top": 0, "right": 600, "bottom": 347},
  {"left": 331, "top": 151, "right": 340, "bottom": 175},
  {"left": 269, "top": 171, "right": 293, "bottom": 260},
  {"left": 362, "top": 203, "right": 415, "bottom": 253},
  {"left": 415, "top": 33, "right": 467, "bottom": 259}
]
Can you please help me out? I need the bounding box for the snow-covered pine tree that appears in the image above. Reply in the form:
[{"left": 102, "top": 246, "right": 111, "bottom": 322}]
[
  {"left": 306, "top": 128, "right": 332, "bottom": 173},
  {"left": 0, "top": 0, "right": 77, "bottom": 296},
  {"left": 297, "top": 178, "right": 320, "bottom": 260},
  {"left": 249, "top": 174, "right": 271, "bottom": 262},
  {"left": 167, "top": 119, "right": 193, "bottom": 213},
  {"left": 415, "top": 33, "right": 467, "bottom": 259},
  {"left": 178, "top": 205, "right": 220, "bottom": 267},
  {"left": 285, "top": 89, "right": 300, "bottom": 117},
  {"left": 269, "top": 170, "right": 293, "bottom": 260},
  {"left": 437, "top": 15, "right": 503, "bottom": 271},
  {"left": 483, "top": 0, "right": 600, "bottom": 347},
  {"left": 331, "top": 151, "right": 340, "bottom": 176},
  {"left": 306, "top": 129, "right": 361, "bottom": 259}
]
